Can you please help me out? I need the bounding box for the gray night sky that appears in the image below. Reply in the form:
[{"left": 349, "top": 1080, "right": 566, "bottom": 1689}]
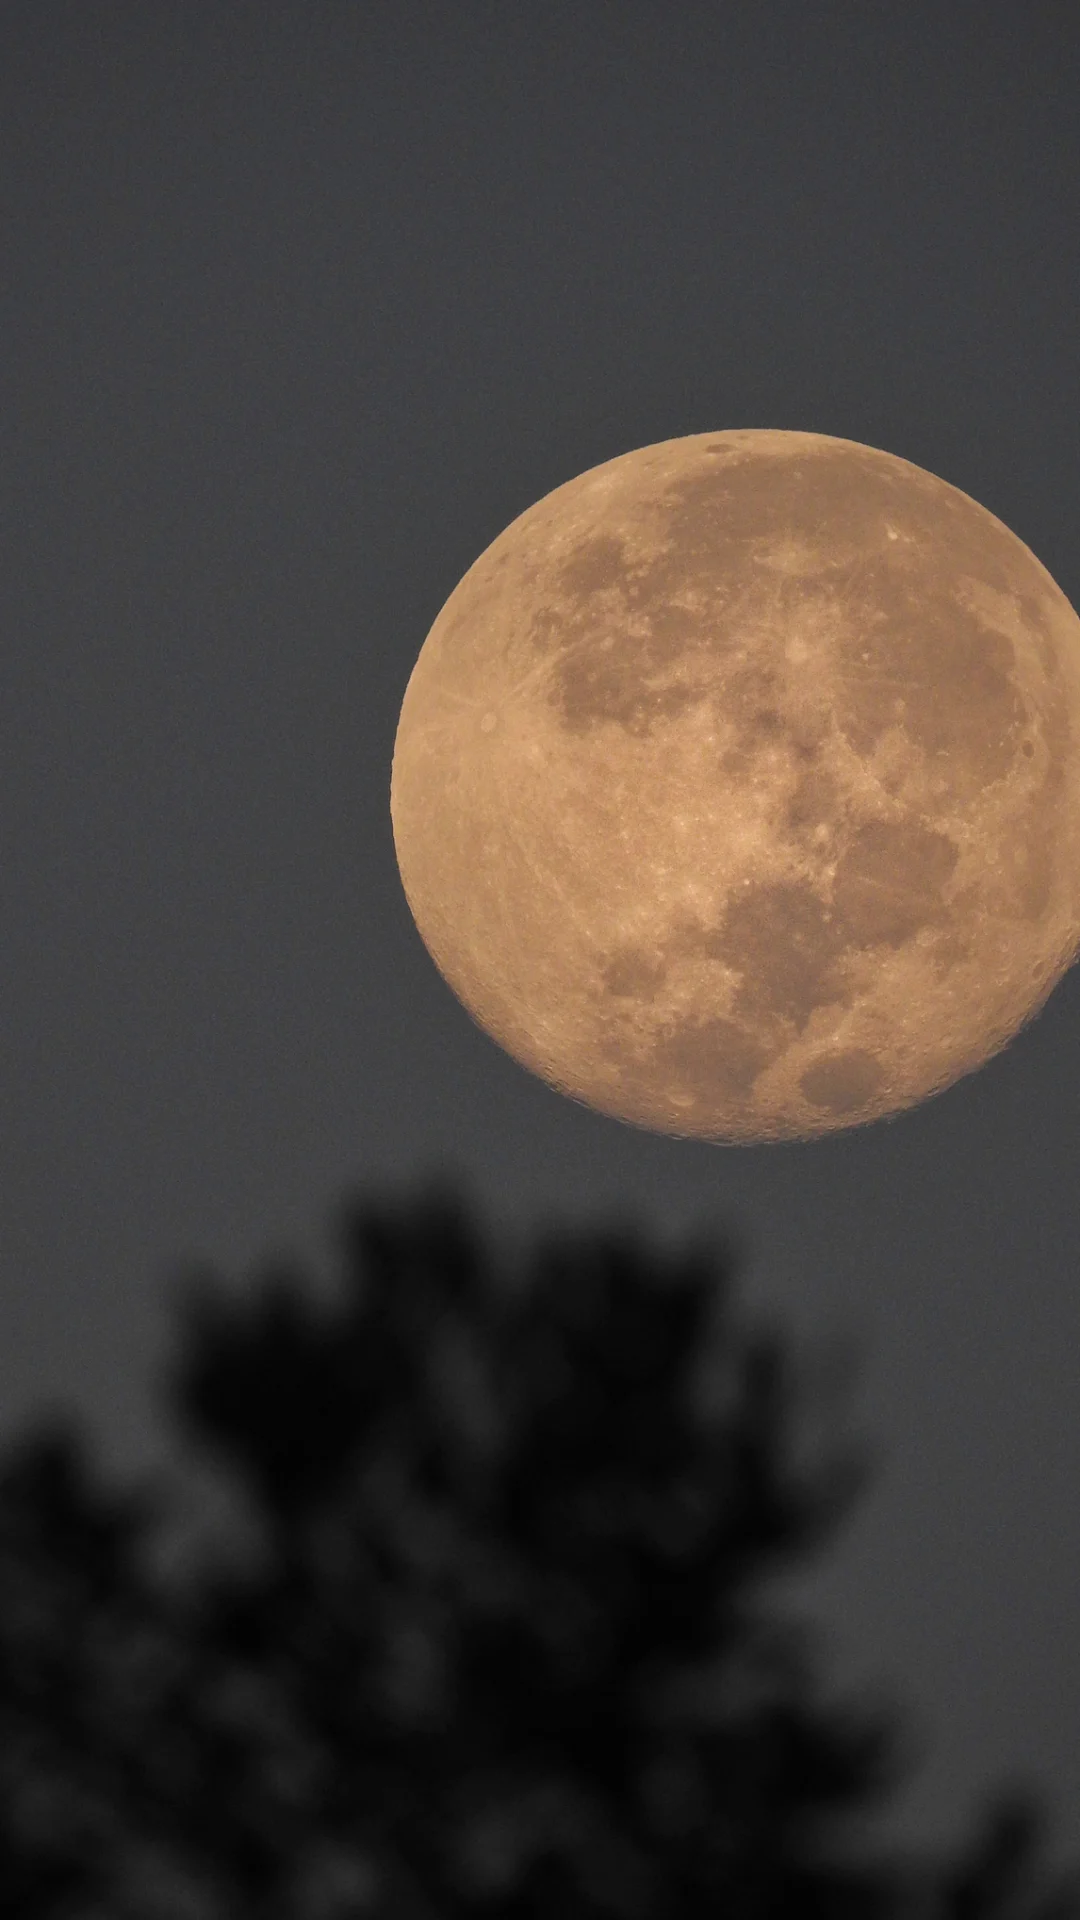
[{"left": 1, "top": 0, "right": 1078, "bottom": 1868}]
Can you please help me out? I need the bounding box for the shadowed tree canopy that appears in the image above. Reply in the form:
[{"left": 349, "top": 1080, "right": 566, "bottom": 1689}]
[{"left": 0, "top": 1176, "right": 1076, "bottom": 1919}]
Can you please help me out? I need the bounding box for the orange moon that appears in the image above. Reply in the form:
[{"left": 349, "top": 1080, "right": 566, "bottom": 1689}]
[{"left": 390, "top": 430, "right": 1080, "bottom": 1142}]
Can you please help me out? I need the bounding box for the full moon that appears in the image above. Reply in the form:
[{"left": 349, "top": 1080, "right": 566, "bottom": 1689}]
[{"left": 391, "top": 430, "right": 1080, "bottom": 1142}]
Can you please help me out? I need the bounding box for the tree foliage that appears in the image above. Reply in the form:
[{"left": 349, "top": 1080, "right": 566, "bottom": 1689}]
[{"left": 0, "top": 1178, "right": 1075, "bottom": 1919}]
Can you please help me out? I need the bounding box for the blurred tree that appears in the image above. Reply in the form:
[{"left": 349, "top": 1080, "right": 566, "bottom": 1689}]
[{"left": 0, "top": 1176, "right": 1076, "bottom": 1919}]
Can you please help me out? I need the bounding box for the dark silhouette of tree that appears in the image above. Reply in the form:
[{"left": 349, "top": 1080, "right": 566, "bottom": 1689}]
[{"left": 0, "top": 1176, "right": 1076, "bottom": 1919}]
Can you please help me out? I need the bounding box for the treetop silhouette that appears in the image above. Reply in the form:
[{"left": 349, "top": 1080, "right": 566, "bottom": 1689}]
[{"left": 0, "top": 1175, "right": 1075, "bottom": 1919}]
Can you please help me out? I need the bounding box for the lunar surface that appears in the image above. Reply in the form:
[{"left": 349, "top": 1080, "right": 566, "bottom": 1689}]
[{"left": 390, "top": 430, "right": 1080, "bottom": 1142}]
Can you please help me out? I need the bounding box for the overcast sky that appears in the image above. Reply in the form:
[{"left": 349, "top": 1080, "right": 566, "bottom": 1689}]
[{"left": 1, "top": 0, "right": 1078, "bottom": 1869}]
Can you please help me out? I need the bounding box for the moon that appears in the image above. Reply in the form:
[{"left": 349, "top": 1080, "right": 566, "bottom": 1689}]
[{"left": 390, "top": 430, "right": 1080, "bottom": 1142}]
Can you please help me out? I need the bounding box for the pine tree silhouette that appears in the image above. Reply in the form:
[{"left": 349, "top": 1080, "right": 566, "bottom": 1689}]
[{"left": 0, "top": 1177, "right": 1076, "bottom": 1919}]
